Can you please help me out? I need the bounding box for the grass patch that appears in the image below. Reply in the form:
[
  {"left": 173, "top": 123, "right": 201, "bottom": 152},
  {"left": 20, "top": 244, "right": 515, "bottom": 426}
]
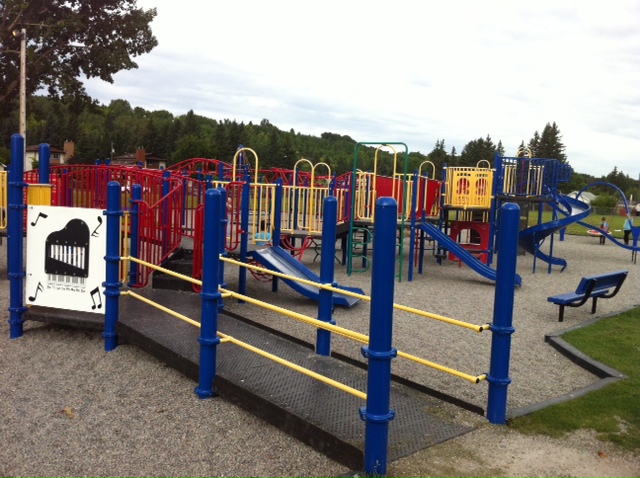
[
  {"left": 528, "top": 210, "right": 631, "bottom": 239},
  {"left": 510, "top": 309, "right": 640, "bottom": 452}
]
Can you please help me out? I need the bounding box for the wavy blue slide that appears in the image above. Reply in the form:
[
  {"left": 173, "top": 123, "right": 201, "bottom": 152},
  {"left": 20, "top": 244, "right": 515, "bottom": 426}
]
[
  {"left": 417, "top": 221, "right": 523, "bottom": 286},
  {"left": 518, "top": 194, "right": 591, "bottom": 271},
  {"left": 251, "top": 245, "right": 364, "bottom": 307}
]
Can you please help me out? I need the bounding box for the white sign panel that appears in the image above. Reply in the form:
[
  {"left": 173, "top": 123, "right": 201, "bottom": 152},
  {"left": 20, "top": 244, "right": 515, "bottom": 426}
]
[{"left": 26, "top": 206, "right": 107, "bottom": 314}]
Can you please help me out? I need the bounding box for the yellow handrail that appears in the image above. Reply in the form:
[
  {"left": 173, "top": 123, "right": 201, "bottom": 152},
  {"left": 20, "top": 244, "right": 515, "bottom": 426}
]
[
  {"left": 119, "top": 255, "right": 490, "bottom": 383},
  {"left": 122, "top": 288, "right": 366, "bottom": 399}
]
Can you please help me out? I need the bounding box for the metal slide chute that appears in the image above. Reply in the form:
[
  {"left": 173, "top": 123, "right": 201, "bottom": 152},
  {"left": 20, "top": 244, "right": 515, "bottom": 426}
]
[{"left": 250, "top": 245, "right": 364, "bottom": 307}]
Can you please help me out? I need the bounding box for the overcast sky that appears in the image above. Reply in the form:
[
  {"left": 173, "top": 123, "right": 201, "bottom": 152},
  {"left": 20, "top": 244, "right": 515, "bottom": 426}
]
[{"left": 84, "top": 1, "right": 640, "bottom": 179}]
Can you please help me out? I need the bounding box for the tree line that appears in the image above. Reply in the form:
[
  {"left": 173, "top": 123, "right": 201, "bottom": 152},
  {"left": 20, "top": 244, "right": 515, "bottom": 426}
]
[
  {"left": 2, "top": 0, "right": 637, "bottom": 202},
  {"left": 1, "top": 94, "right": 638, "bottom": 202}
]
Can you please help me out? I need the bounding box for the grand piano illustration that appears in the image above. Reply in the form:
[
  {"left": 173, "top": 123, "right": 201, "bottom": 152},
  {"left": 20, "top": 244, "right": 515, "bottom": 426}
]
[{"left": 44, "top": 218, "right": 90, "bottom": 289}]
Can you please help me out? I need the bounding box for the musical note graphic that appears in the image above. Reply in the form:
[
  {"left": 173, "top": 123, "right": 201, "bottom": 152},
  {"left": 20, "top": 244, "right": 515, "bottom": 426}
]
[
  {"left": 28, "top": 282, "right": 44, "bottom": 302},
  {"left": 30, "top": 212, "right": 48, "bottom": 227},
  {"left": 91, "top": 216, "right": 103, "bottom": 237},
  {"left": 90, "top": 286, "right": 102, "bottom": 310}
]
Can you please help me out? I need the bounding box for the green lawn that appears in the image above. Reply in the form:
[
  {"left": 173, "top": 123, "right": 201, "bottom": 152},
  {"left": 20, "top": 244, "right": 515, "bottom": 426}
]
[
  {"left": 509, "top": 308, "right": 640, "bottom": 453},
  {"left": 529, "top": 210, "right": 632, "bottom": 240}
]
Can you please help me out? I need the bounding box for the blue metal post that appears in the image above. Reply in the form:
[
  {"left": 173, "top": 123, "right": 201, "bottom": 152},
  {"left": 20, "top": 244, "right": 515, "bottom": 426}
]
[
  {"left": 487, "top": 202, "right": 519, "bottom": 424},
  {"left": 238, "top": 170, "right": 251, "bottom": 299},
  {"left": 8, "top": 134, "right": 27, "bottom": 339},
  {"left": 273, "top": 180, "right": 283, "bottom": 248},
  {"left": 408, "top": 170, "right": 419, "bottom": 282},
  {"left": 218, "top": 188, "right": 227, "bottom": 310},
  {"left": 271, "top": 180, "right": 283, "bottom": 293},
  {"left": 162, "top": 170, "right": 170, "bottom": 257},
  {"left": 38, "top": 143, "right": 50, "bottom": 184},
  {"left": 360, "top": 197, "right": 397, "bottom": 477},
  {"left": 128, "top": 184, "right": 142, "bottom": 287},
  {"left": 316, "top": 196, "right": 337, "bottom": 356},
  {"left": 489, "top": 153, "right": 503, "bottom": 263},
  {"left": 103, "top": 182, "right": 123, "bottom": 351},
  {"left": 195, "top": 188, "right": 222, "bottom": 398}
]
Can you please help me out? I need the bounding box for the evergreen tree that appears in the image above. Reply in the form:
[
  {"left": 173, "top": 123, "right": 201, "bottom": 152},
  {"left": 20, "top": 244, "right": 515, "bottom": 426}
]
[
  {"left": 427, "top": 139, "right": 448, "bottom": 171},
  {"left": 459, "top": 135, "right": 497, "bottom": 167},
  {"left": 527, "top": 132, "right": 540, "bottom": 156},
  {"left": 531, "top": 122, "right": 567, "bottom": 162}
]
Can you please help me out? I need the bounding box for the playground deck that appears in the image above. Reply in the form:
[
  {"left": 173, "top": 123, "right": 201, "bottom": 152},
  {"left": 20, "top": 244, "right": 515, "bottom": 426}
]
[{"left": 24, "top": 288, "right": 472, "bottom": 470}]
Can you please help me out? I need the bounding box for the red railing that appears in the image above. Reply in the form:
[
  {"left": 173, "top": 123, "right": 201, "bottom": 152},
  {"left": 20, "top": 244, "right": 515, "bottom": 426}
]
[{"left": 131, "top": 179, "right": 184, "bottom": 287}]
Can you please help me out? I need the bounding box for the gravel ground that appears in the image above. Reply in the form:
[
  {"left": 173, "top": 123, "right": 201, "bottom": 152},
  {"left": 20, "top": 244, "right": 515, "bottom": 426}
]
[{"left": 1, "top": 233, "right": 639, "bottom": 476}]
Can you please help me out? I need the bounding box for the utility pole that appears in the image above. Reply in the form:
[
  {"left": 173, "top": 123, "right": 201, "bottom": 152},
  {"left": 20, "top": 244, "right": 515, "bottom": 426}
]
[{"left": 13, "top": 28, "right": 27, "bottom": 143}]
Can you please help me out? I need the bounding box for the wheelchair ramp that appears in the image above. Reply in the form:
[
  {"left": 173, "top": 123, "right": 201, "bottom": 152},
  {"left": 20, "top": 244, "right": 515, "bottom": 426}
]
[{"left": 25, "top": 288, "right": 473, "bottom": 470}]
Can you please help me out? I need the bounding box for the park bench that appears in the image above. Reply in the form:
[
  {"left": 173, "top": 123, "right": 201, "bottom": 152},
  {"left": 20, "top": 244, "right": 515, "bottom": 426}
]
[{"left": 547, "top": 270, "right": 628, "bottom": 322}]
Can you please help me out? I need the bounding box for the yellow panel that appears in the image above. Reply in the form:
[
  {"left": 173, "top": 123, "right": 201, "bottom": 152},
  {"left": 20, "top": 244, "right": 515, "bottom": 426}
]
[
  {"left": 444, "top": 167, "right": 494, "bottom": 209},
  {"left": 27, "top": 184, "right": 52, "bottom": 206},
  {"left": 0, "top": 171, "right": 7, "bottom": 229}
]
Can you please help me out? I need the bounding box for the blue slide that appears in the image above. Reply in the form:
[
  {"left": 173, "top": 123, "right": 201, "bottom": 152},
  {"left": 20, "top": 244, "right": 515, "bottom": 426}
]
[
  {"left": 519, "top": 194, "right": 591, "bottom": 271},
  {"left": 418, "top": 222, "right": 523, "bottom": 286},
  {"left": 251, "top": 245, "right": 364, "bottom": 307}
]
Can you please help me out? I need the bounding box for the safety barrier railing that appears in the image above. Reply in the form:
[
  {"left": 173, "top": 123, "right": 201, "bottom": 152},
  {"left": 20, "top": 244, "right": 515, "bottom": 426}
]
[
  {"left": 353, "top": 171, "right": 377, "bottom": 221},
  {"left": 249, "top": 182, "right": 277, "bottom": 240},
  {"left": 497, "top": 156, "right": 572, "bottom": 197},
  {"left": 36, "top": 164, "right": 166, "bottom": 209},
  {"left": 443, "top": 166, "right": 494, "bottom": 209},
  {"left": 416, "top": 161, "right": 442, "bottom": 219},
  {"left": 128, "top": 180, "right": 185, "bottom": 287},
  {"left": 120, "top": 259, "right": 369, "bottom": 399},
  {"left": 352, "top": 171, "right": 414, "bottom": 224},
  {"left": 500, "top": 159, "right": 545, "bottom": 197},
  {"left": 167, "top": 157, "right": 233, "bottom": 181},
  {"left": 222, "top": 255, "right": 490, "bottom": 383}
]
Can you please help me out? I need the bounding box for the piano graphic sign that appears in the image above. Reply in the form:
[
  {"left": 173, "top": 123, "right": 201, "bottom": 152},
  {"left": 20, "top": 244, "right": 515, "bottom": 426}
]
[{"left": 26, "top": 206, "right": 107, "bottom": 314}]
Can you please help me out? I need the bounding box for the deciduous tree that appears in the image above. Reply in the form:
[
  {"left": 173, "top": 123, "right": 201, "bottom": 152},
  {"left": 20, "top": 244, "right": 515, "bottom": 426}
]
[{"left": 0, "top": 0, "right": 157, "bottom": 116}]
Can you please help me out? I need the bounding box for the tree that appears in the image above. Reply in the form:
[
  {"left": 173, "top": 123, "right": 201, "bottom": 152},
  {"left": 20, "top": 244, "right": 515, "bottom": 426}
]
[
  {"left": 427, "top": 139, "right": 448, "bottom": 171},
  {"left": 0, "top": 0, "right": 157, "bottom": 117},
  {"left": 529, "top": 122, "right": 567, "bottom": 162},
  {"left": 527, "top": 132, "right": 540, "bottom": 156},
  {"left": 459, "top": 135, "right": 498, "bottom": 167}
]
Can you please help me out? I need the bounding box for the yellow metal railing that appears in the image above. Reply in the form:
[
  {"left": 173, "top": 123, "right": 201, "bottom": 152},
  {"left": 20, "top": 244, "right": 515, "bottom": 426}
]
[
  {"left": 221, "top": 256, "right": 489, "bottom": 383},
  {"left": 501, "top": 162, "right": 545, "bottom": 196},
  {"left": 0, "top": 171, "right": 7, "bottom": 229},
  {"left": 353, "top": 170, "right": 376, "bottom": 221},
  {"left": 118, "top": 253, "right": 490, "bottom": 386},
  {"left": 502, "top": 164, "right": 517, "bottom": 195},
  {"left": 444, "top": 167, "right": 494, "bottom": 209},
  {"left": 249, "top": 182, "right": 277, "bottom": 243}
]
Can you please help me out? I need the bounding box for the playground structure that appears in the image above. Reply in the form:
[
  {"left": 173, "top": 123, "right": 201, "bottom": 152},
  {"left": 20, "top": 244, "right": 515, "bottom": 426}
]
[
  {"left": 5, "top": 134, "right": 639, "bottom": 473},
  {"left": 4, "top": 134, "right": 525, "bottom": 476},
  {"left": 2, "top": 139, "right": 640, "bottom": 288}
]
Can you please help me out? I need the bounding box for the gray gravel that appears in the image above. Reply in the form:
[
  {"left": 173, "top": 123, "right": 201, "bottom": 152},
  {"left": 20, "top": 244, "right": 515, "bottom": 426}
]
[{"left": 1, "top": 233, "right": 638, "bottom": 476}]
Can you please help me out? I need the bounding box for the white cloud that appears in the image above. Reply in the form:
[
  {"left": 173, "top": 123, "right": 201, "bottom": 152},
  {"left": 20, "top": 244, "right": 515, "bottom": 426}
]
[{"left": 83, "top": 0, "right": 640, "bottom": 178}]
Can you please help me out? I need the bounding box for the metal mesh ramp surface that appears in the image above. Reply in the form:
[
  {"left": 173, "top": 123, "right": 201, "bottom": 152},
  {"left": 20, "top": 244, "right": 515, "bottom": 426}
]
[{"left": 26, "top": 288, "right": 473, "bottom": 470}]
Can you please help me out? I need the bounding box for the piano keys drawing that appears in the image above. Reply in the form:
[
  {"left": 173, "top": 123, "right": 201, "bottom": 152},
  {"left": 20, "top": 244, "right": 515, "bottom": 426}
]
[{"left": 26, "top": 206, "right": 107, "bottom": 314}]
